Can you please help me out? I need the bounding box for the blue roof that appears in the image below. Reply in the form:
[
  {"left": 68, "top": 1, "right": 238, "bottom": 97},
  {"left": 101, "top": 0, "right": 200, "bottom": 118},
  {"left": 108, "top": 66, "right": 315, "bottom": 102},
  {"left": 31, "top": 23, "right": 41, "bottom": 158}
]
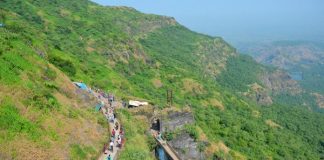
[
  {"left": 74, "top": 82, "right": 88, "bottom": 90},
  {"left": 0, "top": 23, "right": 4, "bottom": 27}
]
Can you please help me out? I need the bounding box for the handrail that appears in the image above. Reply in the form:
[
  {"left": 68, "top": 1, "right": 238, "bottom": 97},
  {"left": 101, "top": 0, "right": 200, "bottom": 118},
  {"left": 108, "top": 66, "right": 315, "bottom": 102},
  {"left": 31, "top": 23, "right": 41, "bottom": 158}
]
[
  {"left": 155, "top": 137, "right": 181, "bottom": 160},
  {"left": 165, "top": 142, "right": 181, "bottom": 160}
]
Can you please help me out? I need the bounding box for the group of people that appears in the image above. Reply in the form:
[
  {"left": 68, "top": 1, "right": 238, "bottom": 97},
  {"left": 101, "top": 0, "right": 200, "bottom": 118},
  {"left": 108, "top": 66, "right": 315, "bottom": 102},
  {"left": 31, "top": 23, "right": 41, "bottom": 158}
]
[
  {"left": 97, "top": 91, "right": 125, "bottom": 160},
  {"left": 74, "top": 83, "right": 126, "bottom": 160},
  {"left": 109, "top": 124, "right": 124, "bottom": 151},
  {"left": 95, "top": 89, "right": 114, "bottom": 102},
  {"left": 106, "top": 109, "right": 116, "bottom": 122}
]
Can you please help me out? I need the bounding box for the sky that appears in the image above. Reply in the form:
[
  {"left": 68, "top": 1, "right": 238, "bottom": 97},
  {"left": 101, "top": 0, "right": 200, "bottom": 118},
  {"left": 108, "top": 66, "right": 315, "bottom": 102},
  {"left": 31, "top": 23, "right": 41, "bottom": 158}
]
[{"left": 92, "top": 0, "right": 324, "bottom": 44}]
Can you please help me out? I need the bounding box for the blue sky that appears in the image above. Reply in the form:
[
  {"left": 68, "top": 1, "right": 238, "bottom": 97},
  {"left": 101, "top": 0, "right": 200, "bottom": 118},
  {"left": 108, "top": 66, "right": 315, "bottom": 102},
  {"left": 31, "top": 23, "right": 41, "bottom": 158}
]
[{"left": 92, "top": 0, "right": 324, "bottom": 43}]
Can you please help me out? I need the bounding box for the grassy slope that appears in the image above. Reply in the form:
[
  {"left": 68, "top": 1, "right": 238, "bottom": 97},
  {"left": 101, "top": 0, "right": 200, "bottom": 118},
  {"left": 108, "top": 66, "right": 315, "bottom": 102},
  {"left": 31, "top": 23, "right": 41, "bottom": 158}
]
[
  {"left": 0, "top": 27, "right": 109, "bottom": 159},
  {"left": 1, "top": 0, "right": 324, "bottom": 159}
]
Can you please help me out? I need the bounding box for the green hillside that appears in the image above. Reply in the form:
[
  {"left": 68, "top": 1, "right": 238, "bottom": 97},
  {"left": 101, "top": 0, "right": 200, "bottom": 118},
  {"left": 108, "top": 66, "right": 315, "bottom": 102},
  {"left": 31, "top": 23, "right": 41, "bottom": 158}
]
[{"left": 1, "top": 0, "right": 324, "bottom": 159}]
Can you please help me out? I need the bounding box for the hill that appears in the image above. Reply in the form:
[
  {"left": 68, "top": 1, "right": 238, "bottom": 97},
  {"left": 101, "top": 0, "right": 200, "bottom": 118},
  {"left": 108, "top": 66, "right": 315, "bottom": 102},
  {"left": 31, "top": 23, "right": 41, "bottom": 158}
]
[
  {"left": 1, "top": 0, "right": 324, "bottom": 159},
  {"left": 0, "top": 28, "right": 108, "bottom": 159},
  {"left": 238, "top": 40, "right": 324, "bottom": 109}
]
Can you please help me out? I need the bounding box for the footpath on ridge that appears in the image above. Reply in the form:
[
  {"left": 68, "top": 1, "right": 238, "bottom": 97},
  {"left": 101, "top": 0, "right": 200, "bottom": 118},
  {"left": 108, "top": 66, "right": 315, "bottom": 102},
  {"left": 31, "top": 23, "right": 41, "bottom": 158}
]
[
  {"left": 92, "top": 91, "right": 123, "bottom": 160},
  {"left": 74, "top": 82, "right": 180, "bottom": 160}
]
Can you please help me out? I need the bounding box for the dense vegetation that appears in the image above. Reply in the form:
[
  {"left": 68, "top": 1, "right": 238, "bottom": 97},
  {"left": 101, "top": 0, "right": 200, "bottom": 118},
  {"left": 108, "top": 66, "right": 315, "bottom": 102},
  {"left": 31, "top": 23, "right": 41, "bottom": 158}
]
[
  {"left": 195, "top": 99, "right": 324, "bottom": 159},
  {"left": 1, "top": 0, "right": 324, "bottom": 159},
  {"left": 216, "top": 55, "right": 263, "bottom": 92},
  {"left": 298, "top": 63, "right": 324, "bottom": 94}
]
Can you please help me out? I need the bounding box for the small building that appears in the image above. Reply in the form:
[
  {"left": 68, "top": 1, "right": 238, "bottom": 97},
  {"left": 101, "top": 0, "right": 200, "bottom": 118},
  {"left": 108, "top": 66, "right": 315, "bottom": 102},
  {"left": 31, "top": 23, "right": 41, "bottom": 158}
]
[
  {"left": 0, "top": 23, "right": 4, "bottom": 27},
  {"left": 128, "top": 100, "right": 148, "bottom": 108}
]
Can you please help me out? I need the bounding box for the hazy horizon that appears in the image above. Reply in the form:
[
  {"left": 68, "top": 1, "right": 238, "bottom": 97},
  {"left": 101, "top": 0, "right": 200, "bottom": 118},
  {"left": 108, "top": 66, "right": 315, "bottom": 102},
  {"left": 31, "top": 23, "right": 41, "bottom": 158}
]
[{"left": 92, "top": 0, "right": 324, "bottom": 44}]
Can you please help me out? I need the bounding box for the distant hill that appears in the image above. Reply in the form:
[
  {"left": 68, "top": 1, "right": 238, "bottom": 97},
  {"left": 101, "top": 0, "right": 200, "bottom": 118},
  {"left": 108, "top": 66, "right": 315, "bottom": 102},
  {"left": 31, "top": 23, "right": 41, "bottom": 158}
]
[
  {"left": 238, "top": 40, "right": 324, "bottom": 108},
  {"left": 1, "top": 0, "right": 324, "bottom": 159}
]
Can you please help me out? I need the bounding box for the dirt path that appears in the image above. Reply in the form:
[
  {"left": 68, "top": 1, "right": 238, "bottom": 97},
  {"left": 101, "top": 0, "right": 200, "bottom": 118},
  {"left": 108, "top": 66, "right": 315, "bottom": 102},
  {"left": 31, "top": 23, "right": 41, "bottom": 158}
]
[{"left": 93, "top": 93, "right": 122, "bottom": 160}]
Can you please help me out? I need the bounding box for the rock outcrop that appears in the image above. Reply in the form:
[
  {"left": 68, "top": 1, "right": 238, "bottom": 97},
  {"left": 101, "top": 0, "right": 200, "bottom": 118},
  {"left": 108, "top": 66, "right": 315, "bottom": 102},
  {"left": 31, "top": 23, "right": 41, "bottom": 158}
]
[
  {"left": 169, "top": 132, "right": 204, "bottom": 160},
  {"left": 244, "top": 83, "right": 273, "bottom": 105},
  {"left": 161, "top": 111, "right": 194, "bottom": 132},
  {"left": 261, "top": 70, "right": 301, "bottom": 95},
  {"left": 161, "top": 110, "right": 204, "bottom": 160}
]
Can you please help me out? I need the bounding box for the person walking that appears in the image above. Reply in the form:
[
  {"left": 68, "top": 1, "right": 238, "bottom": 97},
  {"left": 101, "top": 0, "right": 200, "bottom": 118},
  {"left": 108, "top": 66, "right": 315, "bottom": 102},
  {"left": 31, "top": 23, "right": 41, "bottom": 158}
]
[
  {"left": 157, "top": 132, "right": 162, "bottom": 140},
  {"left": 119, "top": 126, "right": 124, "bottom": 135},
  {"left": 115, "top": 122, "right": 119, "bottom": 130},
  {"left": 107, "top": 154, "right": 112, "bottom": 160},
  {"left": 103, "top": 143, "right": 108, "bottom": 154},
  {"left": 113, "top": 113, "right": 117, "bottom": 120},
  {"left": 110, "top": 135, "right": 115, "bottom": 143},
  {"left": 111, "top": 114, "right": 115, "bottom": 123},
  {"left": 117, "top": 137, "right": 122, "bottom": 148},
  {"left": 112, "top": 128, "right": 116, "bottom": 137},
  {"left": 109, "top": 141, "right": 114, "bottom": 151}
]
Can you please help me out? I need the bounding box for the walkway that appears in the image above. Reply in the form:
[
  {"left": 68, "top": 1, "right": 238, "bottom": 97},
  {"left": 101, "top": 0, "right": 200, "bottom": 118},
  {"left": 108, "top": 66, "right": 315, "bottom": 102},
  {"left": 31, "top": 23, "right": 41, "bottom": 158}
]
[
  {"left": 89, "top": 87, "right": 179, "bottom": 160},
  {"left": 151, "top": 130, "right": 180, "bottom": 160},
  {"left": 94, "top": 92, "right": 123, "bottom": 160}
]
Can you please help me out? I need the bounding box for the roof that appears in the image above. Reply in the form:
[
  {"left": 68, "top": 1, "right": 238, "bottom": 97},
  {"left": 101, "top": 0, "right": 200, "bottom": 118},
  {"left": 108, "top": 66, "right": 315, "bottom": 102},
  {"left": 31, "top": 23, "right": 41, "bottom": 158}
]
[
  {"left": 73, "top": 82, "right": 88, "bottom": 90},
  {"left": 129, "top": 100, "right": 148, "bottom": 107}
]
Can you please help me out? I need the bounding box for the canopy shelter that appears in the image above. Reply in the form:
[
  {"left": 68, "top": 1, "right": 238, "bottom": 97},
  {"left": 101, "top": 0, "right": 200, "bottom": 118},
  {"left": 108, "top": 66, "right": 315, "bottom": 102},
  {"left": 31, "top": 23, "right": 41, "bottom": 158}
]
[
  {"left": 73, "top": 82, "right": 88, "bottom": 90},
  {"left": 128, "top": 100, "right": 148, "bottom": 108}
]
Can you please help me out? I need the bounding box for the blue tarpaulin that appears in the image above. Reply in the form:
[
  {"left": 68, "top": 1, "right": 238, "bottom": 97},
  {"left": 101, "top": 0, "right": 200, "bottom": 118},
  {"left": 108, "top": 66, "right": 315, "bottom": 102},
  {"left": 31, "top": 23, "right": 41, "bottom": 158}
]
[
  {"left": 95, "top": 103, "right": 104, "bottom": 112},
  {"left": 74, "top": 82, "right": 88, "bottom": 90},
  {"left": 95, "top": 104, "right": 101, "bottom": 111},
  {"left": 0, "top": 23, "right": 4, "bottom": 27}
]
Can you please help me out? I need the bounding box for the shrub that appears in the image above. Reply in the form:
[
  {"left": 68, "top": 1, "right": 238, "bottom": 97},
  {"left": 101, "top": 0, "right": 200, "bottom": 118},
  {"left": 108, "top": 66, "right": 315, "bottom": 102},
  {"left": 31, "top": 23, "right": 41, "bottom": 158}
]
[
  {"left": 70, "top": 144, "right": 87, "bottom": 160},
  {"left": 197, "top": 141, "right": 209, "bottom": 152},
  {"left": 147, "top": 134, "right": 158, "bottom": 151},
  {"left": 44, "top": 81, "right": 58, "bottom": 90},
  {"left": 68, "top": 109, "right": 78, "bottom": 119},
  {"left": 27, "top": 93, "right": 60, "bottom": 110},
  {"left": 164, "top": 131, "right": 173, "bottom": 141},
  {"left": 48, "top": 55, "right": 76, "bottom": 76},
  {"left": 185, "top": 125, "right": 199, "bottom": 141},
  {"left": 43, "top": 67, "right": 57, "bottom": 80},
  {"left": 97, "top": 115, "right": 107, "bottom": 128},
  {"left": 45, "top": 93, "right": 60, "bottom": 109}
]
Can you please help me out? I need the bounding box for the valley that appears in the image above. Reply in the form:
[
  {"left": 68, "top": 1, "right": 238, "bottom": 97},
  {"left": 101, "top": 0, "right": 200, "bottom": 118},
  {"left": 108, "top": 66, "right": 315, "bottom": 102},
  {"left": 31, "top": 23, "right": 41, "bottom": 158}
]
[{"left": 238, "top": 40, "right": 324, "bottom": 110}]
